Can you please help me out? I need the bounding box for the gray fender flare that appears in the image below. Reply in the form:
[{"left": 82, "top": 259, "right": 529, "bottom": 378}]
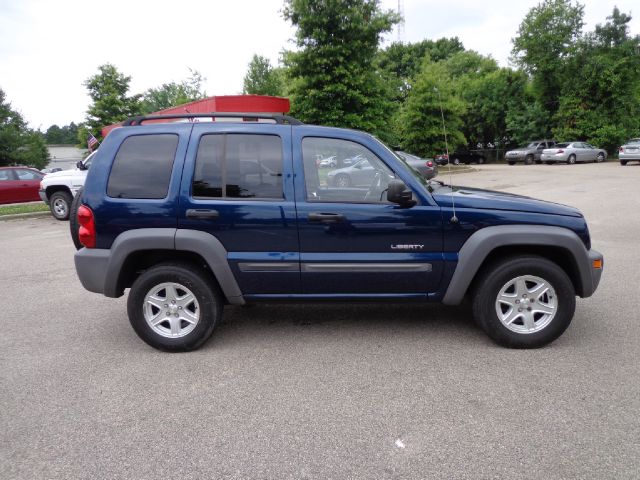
[
  {"left": 98, "top": 228, "right": 243, "bottom": 304},
  {"left": 175, "top": 229, "right": 244, "bottom": 305},
  {"left": 442, "top": 225, "right": 595, "bottom": 305}
]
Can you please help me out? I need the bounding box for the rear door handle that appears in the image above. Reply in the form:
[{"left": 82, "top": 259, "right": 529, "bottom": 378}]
[
  {"left": 186, "top": 209, "right": 219, "bottom": 219},
  {"left": 308, "top": 212, "right": 345, "bottom": 223}
]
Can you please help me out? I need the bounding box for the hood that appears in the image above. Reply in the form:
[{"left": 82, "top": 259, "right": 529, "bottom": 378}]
[
  {"left": 43, "top": 168, "right": 84, "bottom": 180},
  {"left": 432, "top": 185, "right": 583, "bottom": 217}
]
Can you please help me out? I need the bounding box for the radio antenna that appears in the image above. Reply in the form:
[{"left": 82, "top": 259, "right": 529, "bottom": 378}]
[{"left": 434, "top": 86, "right": 458, "bottom": 224}]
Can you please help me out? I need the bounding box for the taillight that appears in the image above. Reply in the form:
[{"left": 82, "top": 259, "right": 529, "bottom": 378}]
[
  {"left": 77, "top": 205, "right": 96, "bottom": 248},
  {"left": 557, "top": 149, "right": 564, "bottom": 153},
  {"left": 426, "top": 160, "right": 434, "bottom": 167},
  {"left": 619, "top": 147, "right": 624, "bottom": 152}
]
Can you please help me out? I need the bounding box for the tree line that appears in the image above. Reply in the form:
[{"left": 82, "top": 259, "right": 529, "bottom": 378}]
[{"left": 2, "top": 0, "right": 638, "bottom": 170}]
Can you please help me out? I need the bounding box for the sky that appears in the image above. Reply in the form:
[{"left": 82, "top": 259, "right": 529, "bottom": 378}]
[{"left": 0, "top": 0, "right": 637, "bottom": 130}]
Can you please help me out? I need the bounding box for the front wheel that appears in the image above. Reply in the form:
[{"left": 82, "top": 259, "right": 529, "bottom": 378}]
[
  {"left": 620, "top": 160, "right": 628, "bottom": 166},
  {"left": 567, "top": 154, "right": 576, "bottom": 165},
  {"left": 524, "top": 154, "right": 533, "bottom": 165},
  {"left": 596, "top": 153, "right": 605, "bottom": 163},
  {"left": 49, "top": 191, "right": 72, "bottom": 220},
  {"left": 472, "top": 256, "right": 575, "bottom": 348},
  {"left": 127, "top": 263, "right": 222, "bottom": 352}
]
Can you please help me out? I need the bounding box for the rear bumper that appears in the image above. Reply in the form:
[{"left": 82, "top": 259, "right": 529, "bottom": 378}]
[
  {"left": 619, "top": 153, "right": 640, "bottom": 161},
  {"left": 75, "top": 248, "right": 113, "bottom": 296}
]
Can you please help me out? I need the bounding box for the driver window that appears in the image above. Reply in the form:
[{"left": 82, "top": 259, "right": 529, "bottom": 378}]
[{"left": 302, "top": 137, "right": 395, "bottom": 203}]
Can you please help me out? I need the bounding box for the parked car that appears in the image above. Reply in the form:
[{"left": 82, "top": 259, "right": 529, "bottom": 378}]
[
  {"left": 505, "top": 140, "right": 556, "bottom": 165},
  {"left": 41, "top": 167, "right": 63, "bottom": 174},
  {"left": 395, "top": 151, "right": 438, "bottom": 180},
  {"left": 319, "top": 156, "right": 337, "bottom": 168},
  {"left": 326, "top": 157, "right": 378, "bottom": 187},
  {"left": 541, "top": 142, "right": 607, "bottom": 164},
  {"left": 39, "top": 151, "right": 95, "bottom": 220},
  {"left": 0, "top": 166, "right": 45, "bottom": 204},
  {"left": 73, "top": 112, "right": 603, "bottom": 352},
  {"left": 435, "top": 149, "right": 486, "bottom": 165},
  {"left": 618, "top": 138, "right": 640, "bottom": 166}
]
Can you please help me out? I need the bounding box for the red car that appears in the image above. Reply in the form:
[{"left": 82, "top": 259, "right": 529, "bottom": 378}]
[{"left": 0, "top": 167, "right": 45, "bottom": 204}]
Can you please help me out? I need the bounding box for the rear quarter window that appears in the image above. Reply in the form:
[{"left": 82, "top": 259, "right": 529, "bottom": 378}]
[{"left": 107, "top": 134, "right": 178, "bottom": 199}]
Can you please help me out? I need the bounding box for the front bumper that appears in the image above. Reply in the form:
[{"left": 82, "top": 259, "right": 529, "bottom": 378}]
[
  {"left": 585, "top": 249, "right": 604, "bottom": 297},
  {"left": 38, "top": 189, "right": 48, "bottom": 204}
]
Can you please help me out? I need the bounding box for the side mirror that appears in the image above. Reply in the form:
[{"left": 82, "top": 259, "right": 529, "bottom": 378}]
[
  {"left": 387, "top": 180, "right": 416, "bottom": 207},
  {"left": 76, "top": 160, "right": 87, "bottom": 171}
]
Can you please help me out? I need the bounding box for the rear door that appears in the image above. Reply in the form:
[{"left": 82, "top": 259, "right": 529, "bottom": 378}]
[
  {"left": 13, "top": 169, "right": 43, "bottom": 202},
  {"left": 178, "top": 124, "right": 300, "bottom": 296},
  {"left": 293, "top": 129, "right": 444, "bottom": 297}
]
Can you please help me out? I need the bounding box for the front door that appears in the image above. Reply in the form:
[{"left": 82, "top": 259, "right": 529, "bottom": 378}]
[{"left": 293, "top": 132, "right": 444, "bottom": 297}]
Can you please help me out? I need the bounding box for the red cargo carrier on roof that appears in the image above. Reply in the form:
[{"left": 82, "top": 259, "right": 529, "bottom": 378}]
[{"left": 101, "top": 95, "right": 290, "bottom": 137}]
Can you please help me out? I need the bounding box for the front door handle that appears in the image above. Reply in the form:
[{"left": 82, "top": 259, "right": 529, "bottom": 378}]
[
  {"left": 308, "top": 212, "right": 345, "bottom": 224},
  {"left": 186, "top": 209, "right": 219, "bottom": 219}
]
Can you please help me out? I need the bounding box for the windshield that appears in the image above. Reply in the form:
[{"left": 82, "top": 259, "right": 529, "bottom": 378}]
[{"left": 526, "top": 142, "right": 538, "bottom": 148}]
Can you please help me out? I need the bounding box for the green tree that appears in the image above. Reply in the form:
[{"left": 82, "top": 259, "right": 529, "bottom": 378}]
[
  {"left": 0, "top": 88, "right": 49, "bottom": 168},
  {"left": 553, "top": 7, "right": 640, "bottom": 152},
  {"left": 140, "top": 69, "right": 207, "bottom": 113},
  {"left": 397, "top": 60, "right": 466, "bottom": 157},
  {"left": 283, "top": 0, "right": 400, "bottom": 138},
  {"left": 243, "top": 55, "right": 285, "bottom": 96},
  {"left": 84, "top": 64, "right": 141, "bottom": 140},
  {"left": 511, "top": 0, "right": 584, "bottom": 117}
]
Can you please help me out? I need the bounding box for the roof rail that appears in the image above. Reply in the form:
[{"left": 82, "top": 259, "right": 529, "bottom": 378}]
[{"left": 122, "top": 113, "right": 303, "bottom": 127}]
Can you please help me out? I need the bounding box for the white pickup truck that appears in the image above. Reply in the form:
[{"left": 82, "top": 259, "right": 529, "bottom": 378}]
[{"left": 39, "top": 151, "right": 95, "bottom": 220}]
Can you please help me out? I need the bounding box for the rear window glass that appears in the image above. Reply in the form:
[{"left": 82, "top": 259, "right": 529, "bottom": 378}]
[
  {"left": 192, "top": 134, "right": 283, "bottom": 199},
  {"left": 107, "top": 134, "right": 178, "bottom": 199}
]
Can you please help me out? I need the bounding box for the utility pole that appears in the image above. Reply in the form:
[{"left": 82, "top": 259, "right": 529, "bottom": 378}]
[{"left": 397, "top": 0, "right": 405, "bottom": 43}]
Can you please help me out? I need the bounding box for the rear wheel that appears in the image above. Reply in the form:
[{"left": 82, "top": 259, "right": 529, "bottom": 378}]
[
  {"left": 49, "top": 191, "right": 72, "bottom": 220},
  {"left": 596, "top": 153, "right": 605, "bottom": 163},
  {"left": 452, "top": 158, "right": 460, "bottom": 165},
  {"left": 472, "top": 256, "right": 575, "bottom": 348},
  {"left": 567, "top": 154, "right": 576, "bottom": 165},
  {"left": 524, "top": 154, "right": 533, "bottom": 165},
  {"left": 334, "top": 174, "right": 352, "bottom": 187},
  {"left": 620, "top": 160, "right": 628, "bottom": 166},
  {"left": 127, "top": 263, "right": 222, "bottom": 352},
  {"left": 545, "top": 161, "right": 554, "bottom": 165},
  {"left": 477, "top": 157, "right": 485, "bottom": 165}
]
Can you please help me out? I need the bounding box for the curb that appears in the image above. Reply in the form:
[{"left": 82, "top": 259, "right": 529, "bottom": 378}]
[{"left": 0, "top": 211, "right": 52, "bottom": 221}]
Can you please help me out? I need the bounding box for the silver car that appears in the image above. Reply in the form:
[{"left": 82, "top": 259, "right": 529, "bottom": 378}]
[
  {"left": 395, "top": 151, "right": 438, "bottom": 180},
  {"left": 618, "top": 138, "right": 640, "bottom": 166},
  {"left": 505, "top": 140, "right": 556, "bottom": 165},
  {"left": 540, "top": 142, "right": 607, "bottom": 164}
]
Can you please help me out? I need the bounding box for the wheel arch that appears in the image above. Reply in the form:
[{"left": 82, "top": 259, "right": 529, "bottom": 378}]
[
  {"left": 45, "top": 184, "right": 72, "bottom": 199},
  {"left": 442, "top": 225, "right": 594, "bottom": 305}
]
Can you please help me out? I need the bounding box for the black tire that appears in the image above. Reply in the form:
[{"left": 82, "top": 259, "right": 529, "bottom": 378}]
[
  {"left": 49, "top": 191, "right": 72, "bottom": 221},
  {"left": 69, "top": 188, "right": 83, "bottom": 250},
  {"left": 620, "top": 160, "right": 627, "bottom": 166},
  {"left": 596, "top": 153, "right": 605, "bottom": 163},
  {"left": 127, "top": 262, "right": 222, "bottom": 352},
  {"left": 452, "top": 158, "right": 461, "bottom": 165},
  {"left": 567, "top": 154, "right": 576, "bottom": 165},
  {"left": 477, "top": 157, "right": 485, "bottom": 165},
  {"left": 508, "top": 161, "right": 516, "bottom": 166},
  {"left": 545, "top": 161, "right": 554, "bottom": 165},
  {"left": 472, "top": 256, "right": 575, "bottom": 348},
  {"left": 535, "top": 160, "right": 543, "bottom": 164},
  {"left": 524, "top": 154, "right": 533, "bottom": 165},
  {"left": 334, "top": 173, "right": 352, "bottom": 187}
]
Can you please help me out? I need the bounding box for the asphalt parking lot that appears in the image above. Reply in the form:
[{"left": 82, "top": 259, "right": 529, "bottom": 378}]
[{"left": 1, "top": 161, "right": 639, "bottom": 479}]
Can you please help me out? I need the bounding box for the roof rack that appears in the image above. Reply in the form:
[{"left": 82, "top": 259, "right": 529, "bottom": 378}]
[{"left": 122, "top": 113, "right": 303, "bottom": 127}]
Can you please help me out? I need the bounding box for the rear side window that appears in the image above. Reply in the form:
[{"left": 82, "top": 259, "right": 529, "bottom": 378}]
[
  {"left": 107, "top": 134, "right": 178, "bottom": 199},
  {"left": 192, "top": 134, "right": 283, "bottom": 199}
]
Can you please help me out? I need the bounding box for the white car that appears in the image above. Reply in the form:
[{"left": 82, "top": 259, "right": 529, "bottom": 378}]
[
  {"left": 39, "top": 151, "right": 95, "bottom": 220},
  {"left": 618, "top": 138, "right": 640, "bottom": 166},
  {"left": 318, "top": 156, "right": 337, "bottom": 168}
]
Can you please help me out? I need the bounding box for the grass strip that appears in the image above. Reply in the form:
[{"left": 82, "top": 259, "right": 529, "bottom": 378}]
[{"left": 0, "top": 203, "right": 49, "bottom": 216}]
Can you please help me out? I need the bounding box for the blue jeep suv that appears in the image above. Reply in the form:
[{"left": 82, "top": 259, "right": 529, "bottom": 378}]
[{"left": 74, "top": 113, "right": 603, "bottom": 351}]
